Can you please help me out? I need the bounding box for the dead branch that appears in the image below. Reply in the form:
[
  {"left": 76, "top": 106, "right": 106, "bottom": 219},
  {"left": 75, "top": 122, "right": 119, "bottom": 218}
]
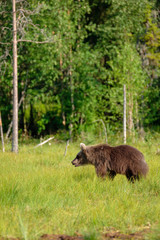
[
  {"left": 0, "top": 42, "right": 11, "bottom": 45},
  {"left": 17, "top": 39, "right": 54, "bottom": 44},
  {"left": 0, "top": 47, "right": 12, "bottom": 76},
  {"left": 1, "top": 2, "right": 54, "bottom": 46},
  {"left": 34, "top": 137, "right": 54, "bottom": 148},
  {"left": 16, "top": 0, "right": 26, "bottom": 3},
  {"left": 17, "top": 4, "right": 44, "bottom": 15},
  {"left": 0, "top": 11, "right": 10, "bottom": 14}
]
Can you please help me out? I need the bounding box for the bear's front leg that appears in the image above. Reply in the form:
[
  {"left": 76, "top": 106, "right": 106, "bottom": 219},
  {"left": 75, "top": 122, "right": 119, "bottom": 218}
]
[{"left": 95, "top": 163, "right": 107, "bottom": 179}]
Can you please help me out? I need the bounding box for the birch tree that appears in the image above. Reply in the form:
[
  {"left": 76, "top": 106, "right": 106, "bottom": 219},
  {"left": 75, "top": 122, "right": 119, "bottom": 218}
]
[
  {"left": 107, "top": 42, "right": 147, "bottom": 135},
  {"left": 12, "top": 0, "right": 18, "bottom": 152}
]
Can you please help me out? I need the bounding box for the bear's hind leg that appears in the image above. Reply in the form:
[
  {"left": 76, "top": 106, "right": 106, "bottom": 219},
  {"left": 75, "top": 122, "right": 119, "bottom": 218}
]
[{"left": 126, "top": 169, "right": 139, "bottom": 183}]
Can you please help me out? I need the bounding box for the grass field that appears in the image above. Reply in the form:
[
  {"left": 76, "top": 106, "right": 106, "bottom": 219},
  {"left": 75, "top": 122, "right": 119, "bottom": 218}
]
[{"left": 0, "top": 136, "right": 160, "bottom": 239}]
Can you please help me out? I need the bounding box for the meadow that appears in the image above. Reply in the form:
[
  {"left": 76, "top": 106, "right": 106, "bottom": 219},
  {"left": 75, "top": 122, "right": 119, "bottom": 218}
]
[{"left": 0, "top": 134, "right": 160, "bottom": 240}]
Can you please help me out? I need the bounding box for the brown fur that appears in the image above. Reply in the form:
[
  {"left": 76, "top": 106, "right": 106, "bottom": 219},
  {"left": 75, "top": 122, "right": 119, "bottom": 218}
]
[{"left": 71, "top": 143, "right": 149, "bottom": 182}]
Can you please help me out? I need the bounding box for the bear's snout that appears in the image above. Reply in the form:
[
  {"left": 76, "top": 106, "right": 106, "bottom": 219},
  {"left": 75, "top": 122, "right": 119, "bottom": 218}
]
[
  {"left": 71, "top": 159, "right": 75, "bottom": 165},
  {"left": 71, "top": 158, "right": 80, "bottom": 167}
]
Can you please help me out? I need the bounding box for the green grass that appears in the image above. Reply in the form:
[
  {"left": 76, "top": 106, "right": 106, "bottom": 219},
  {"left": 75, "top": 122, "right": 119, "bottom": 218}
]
[{"left": 0, "top": 138, "right": 160, "bottom": 239}]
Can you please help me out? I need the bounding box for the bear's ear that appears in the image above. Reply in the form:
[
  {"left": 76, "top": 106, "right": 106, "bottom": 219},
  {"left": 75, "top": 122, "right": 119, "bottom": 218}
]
[{"left": 80, "top": 143, "right": 86, "bottom": 151}]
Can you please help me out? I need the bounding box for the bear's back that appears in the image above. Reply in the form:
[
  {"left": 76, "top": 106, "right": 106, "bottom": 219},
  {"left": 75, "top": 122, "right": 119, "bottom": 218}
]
[
  {"left": 111, "top": 145, "right": 144, "bottom": 160},
  {"left": 109, "top": 145, "right": 148, "bottom": 175}
]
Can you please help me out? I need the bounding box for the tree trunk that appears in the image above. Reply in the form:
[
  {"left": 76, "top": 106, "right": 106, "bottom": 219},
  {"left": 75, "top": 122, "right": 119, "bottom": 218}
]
[
  {"left": 69, "top": 58, "right": 74, "bottom": 142},
  {"left": 67, "top": 10, "right": 75, "bottom": 142},
  {"left": 12, "top": 0, "right": 18, "bottom": 153},
  {"left": 128, "top": 92, "right": 134, "bottom": 136},
  {"left": 135, "top": 99, "right": 139, "bottom": 131},
  {"left": 59, "top": 50, "right": 66, "bottom": 127},
  {"left": 123, "top": 85, "right": 126, "bottom": 144}
]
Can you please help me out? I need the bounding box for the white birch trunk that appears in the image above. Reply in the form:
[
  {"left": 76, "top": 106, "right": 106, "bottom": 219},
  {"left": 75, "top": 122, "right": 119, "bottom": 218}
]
[
  {"left": 128, "top": 92, "right": 134, "bottom": 135},
  {"left": 69, "top": 47, "right": 74, "bottom": 142},
  {"left": 12, "top": 0, "right": 18, "bottom": 153}
]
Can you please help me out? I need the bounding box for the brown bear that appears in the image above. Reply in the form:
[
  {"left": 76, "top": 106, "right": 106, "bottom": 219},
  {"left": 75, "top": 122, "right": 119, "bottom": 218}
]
[{"left": 71, "top": 143, "right": 149, "bottom": 182}]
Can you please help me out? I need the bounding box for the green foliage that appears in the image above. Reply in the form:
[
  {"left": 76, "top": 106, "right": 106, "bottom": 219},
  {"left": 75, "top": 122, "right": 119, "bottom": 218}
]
[
  {"left": 0, "top": 0, "right": 159, "bottom": 137},
  {"left": 144, "top": 5, "right": 160, "bottom": 67},
  {"left": 104, "top": 41, "right": 148, "bottom": 128},
  {"left": 141, "top": 4, "right": 160, "bottom": 126}
]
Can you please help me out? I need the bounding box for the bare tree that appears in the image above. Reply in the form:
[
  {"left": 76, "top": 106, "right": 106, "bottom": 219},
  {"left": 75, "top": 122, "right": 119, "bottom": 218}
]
[
  {"left": 1, "top": 1, "right": 54, "bottom": 152},
  {"left": 69, "top": 49, "right": 75, "bottom": 142}
]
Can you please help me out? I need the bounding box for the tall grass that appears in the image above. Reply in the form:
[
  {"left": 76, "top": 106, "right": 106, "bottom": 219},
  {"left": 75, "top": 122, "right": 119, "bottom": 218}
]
[{"left": 0, "top": 137, "right": 160, "bottom": 239}]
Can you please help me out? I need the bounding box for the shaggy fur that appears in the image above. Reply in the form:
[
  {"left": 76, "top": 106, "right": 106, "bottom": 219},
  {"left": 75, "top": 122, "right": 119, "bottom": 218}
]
[{"left": 71, "top": 143, "right": 149, "bottom": 182}]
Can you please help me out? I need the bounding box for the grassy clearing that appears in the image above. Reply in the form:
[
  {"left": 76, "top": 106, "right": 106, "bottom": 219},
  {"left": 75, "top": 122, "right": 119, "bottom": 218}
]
[{"left": 0, "top": 137, "right": 160, "bottom": 239}]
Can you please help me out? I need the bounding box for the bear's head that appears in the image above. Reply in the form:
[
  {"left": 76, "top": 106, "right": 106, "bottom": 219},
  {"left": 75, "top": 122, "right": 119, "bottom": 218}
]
[{"left": 71, "top": 143, "right": 89, "bottom": 167}]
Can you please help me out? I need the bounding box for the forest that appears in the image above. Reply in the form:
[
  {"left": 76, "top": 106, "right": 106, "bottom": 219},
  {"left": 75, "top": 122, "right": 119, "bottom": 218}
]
[
  {"left": 1, "top": 1, "right": 160, "bottom": 239},
  {"left": 0, "top": 0, "right": 160, "bottom": 142}
]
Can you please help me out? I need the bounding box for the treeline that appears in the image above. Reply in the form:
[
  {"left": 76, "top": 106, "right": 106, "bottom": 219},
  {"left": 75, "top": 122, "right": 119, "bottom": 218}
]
[{"left": 0, "top": 0, "right": 160, "bottom": 139}]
